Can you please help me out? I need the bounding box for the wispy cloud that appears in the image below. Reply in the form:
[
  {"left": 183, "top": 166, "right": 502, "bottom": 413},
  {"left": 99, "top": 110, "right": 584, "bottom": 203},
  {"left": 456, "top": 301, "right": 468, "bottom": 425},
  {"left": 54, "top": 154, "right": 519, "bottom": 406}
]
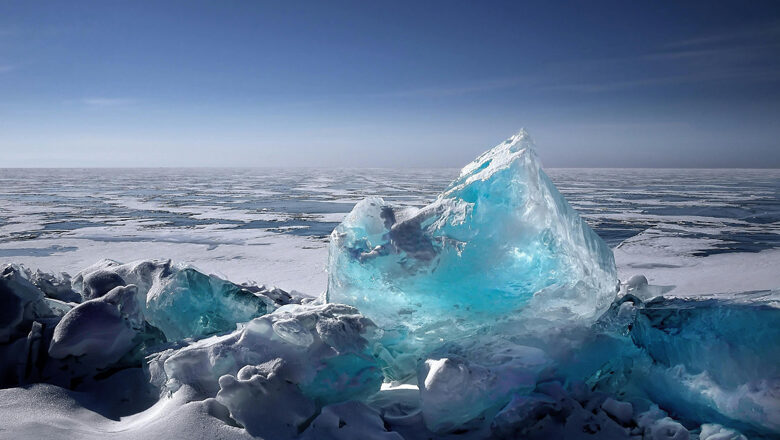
[
  {"left": 367, "top": 21, "right": 780, "bottom": 99},
  {"left": 641, "top": 42, "right": 780, "bottom": 62},
  {"left": 0, "top": 64, "right": 15, "bottom": 73},
  {"left": 665, "top": 21, "right": 780, "bottom": 49},
  {"left": 374, "top": 77, "right": 530, "bottom": 98},
  {"left": 541, "top": 21, "right": 780, "bottom": 94},
  {"left": 81, "top": 98, "right": 135, "bottom": 107},
  {"left": 543, "top": 68, "right": 780, "bottom": 93}
]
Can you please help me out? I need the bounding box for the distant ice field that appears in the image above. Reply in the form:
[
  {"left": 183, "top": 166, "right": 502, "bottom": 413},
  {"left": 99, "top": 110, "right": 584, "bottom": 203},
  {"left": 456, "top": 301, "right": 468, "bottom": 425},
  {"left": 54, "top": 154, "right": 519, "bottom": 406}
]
[{"left": 0, "top": 168, "right": 778, "bottom": 295}]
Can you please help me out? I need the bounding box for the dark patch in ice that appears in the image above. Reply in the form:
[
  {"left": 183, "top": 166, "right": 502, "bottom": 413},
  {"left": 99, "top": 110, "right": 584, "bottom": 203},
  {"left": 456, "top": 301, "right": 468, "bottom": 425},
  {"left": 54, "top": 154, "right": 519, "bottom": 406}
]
[
  {"left": 0, "top": 245, "right": 79, "bottom": 257},
  {"left": 43, "top": 220, "right": 103, "bottom": 231},
  {"left": 587, "top": 220, "right": 647, "bottom": 247},
  {"left": 236, "top": 200, "right": 356, "bottom": 215},
  {"left": 236, "top": 220, "right": 341, "bottom": 238},
  {"left": 627, "top": 262, "right": 683, "bottom": 269}
]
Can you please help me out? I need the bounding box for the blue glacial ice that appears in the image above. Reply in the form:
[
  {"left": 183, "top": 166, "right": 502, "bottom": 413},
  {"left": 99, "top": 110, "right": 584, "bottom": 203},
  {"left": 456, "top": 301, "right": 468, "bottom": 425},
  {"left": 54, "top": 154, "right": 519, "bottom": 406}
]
[
  {"left": 328, "top": 130, "right": 617, "bottom": 331},
  {"left": 629, "top": 295, "right": 780, "bottom": 433},
  {"left": 556, "top": 291, "right": 780, "bottom": 438},
  {"left": 328, "top": 130, "right": 618, "bottom": 376}
]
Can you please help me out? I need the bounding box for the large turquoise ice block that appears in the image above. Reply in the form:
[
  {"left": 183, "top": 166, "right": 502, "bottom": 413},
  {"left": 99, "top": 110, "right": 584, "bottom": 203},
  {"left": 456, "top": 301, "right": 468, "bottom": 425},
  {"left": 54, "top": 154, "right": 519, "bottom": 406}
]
[{"left": 327, "top": 130, "right": 617, "bottom": 338}]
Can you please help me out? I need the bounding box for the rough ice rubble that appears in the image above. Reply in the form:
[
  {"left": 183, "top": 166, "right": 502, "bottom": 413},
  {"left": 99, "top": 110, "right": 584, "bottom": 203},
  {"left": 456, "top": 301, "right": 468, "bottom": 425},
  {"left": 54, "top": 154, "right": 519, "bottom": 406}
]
[
  {"left": 1, "top": 264, "right": 773, "bottom": 438},
  {"left": 0, "top": 260, "right": 295, "bottom": 391},
  {"left": 0, "top": 264, "right": 65, "bottom": 387},
  {"left": 0, "top": 260, "right": 397, "bottom": 438},
  {"left": 327, "top": 130, "right": 617, "bottom": 349},
  {"left": 150, "top": 303, "right": 382, "bottom": 400},
  {"left": 301, "top": 400, "right": 403, "bottom": 440},
  {"left": 0, "top": 264, "right": 57, "bottom": 345},
  {"left": 146, "top": 302, "right": 388, "bottom": 437},
  {"left": 216, "top": 359, "right": 317, "bottom": 438},
  {"left": 629, "top": 296, "right": 780, "bottom": 433}
]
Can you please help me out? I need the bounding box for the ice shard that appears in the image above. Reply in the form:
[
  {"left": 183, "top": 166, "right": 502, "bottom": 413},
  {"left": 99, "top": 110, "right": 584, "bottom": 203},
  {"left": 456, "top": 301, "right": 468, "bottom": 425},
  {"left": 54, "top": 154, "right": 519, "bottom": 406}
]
[
  {"left": 143, "top": 267, "right": 271, "bottom": 340},
  {"left": 327, "top": 130, "right": 617, "bottom": 347},
  {"left": 0, "top": 265, "right": 54, "bottom": 345},
  {"left": 74, "top": 260, "right": 288, "bottom": 340},
  {"left": 582, "top": 292, "right": 780, "bottom": 437},
  {"left": 629, "top": 294, "right": 780, "bottom": 434}
]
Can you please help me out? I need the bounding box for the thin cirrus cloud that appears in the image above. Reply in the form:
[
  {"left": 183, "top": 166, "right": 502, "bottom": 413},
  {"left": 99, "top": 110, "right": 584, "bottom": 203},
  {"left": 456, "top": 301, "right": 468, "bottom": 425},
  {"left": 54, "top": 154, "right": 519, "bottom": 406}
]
[
  {"left": 537, "top": 25, "right": 780, "bottom": 94},
  {"left": 371, "top": 22, "right": 780, "bottom": 100},
  {"left": 374, "top": 77, "right": 531, "bottom": 99},
  {"left": 664, "top": 21, "right": 780, "bottom": 48},
  {"left": 542, "top": 67, "right": 780, "bottom": 94}
]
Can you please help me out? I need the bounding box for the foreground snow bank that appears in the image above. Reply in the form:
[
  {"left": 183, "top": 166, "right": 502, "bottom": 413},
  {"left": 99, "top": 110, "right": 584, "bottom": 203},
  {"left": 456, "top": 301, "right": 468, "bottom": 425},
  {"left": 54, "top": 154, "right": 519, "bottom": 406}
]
[
  {"left": 2, "top": 254, "right": 774, "bottom": 438},
  {"left": 151, "top": 302, "right": 383, "bottom": 438}
]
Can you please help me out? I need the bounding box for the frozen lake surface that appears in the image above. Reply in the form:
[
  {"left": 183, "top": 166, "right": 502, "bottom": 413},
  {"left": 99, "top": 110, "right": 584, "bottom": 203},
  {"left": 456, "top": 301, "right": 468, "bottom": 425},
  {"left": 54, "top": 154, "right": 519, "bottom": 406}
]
[{"left": 0, "top": 168, "right": 778, "bottom": 295}]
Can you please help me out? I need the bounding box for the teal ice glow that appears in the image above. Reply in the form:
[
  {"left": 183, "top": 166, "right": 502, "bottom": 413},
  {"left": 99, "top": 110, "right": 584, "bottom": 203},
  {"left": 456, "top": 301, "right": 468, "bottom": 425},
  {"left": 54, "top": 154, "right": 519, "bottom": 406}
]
[{"left": 327, "top": 130, "right": 617, "bottom": 350}]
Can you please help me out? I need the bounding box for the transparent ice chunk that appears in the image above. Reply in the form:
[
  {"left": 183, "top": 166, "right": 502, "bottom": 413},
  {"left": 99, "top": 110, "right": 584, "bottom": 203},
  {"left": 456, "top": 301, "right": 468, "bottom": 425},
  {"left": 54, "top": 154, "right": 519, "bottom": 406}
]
[{"left": 327, "top": 130, "right": 617, "bottom": 358}]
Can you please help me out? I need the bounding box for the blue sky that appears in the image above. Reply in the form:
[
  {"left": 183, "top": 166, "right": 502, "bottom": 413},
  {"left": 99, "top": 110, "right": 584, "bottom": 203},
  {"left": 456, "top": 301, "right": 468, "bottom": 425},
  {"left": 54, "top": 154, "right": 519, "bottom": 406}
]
[{"left": 1, "top": 1, "right": 779, "bottom": 167}]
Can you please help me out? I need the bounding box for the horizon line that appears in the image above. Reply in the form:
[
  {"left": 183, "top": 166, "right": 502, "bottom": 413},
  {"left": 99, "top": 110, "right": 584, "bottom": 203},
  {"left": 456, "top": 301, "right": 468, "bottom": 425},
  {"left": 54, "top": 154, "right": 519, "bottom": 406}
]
[{"left": 1, "top": 166, "right": 779, "bottom": 170}]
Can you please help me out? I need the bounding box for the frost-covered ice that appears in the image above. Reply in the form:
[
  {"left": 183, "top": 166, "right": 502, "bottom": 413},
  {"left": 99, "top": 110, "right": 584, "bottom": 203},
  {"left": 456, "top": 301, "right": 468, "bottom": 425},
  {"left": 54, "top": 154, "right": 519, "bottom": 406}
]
[{"left": 0, "top": 131, "right": 778, "bottom": 439}]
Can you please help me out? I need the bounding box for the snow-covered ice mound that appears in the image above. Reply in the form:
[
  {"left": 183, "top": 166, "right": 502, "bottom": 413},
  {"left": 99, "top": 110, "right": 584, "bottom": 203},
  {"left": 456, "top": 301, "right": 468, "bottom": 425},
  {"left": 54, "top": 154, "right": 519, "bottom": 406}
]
[
  {"left": 74, "top": 259, "right": 294, "bottom": 340},
  {"left": 0, "top": 130, "right": 777, "bottom": 439},
  {"left": 151, "top": 302, "right": 383, "bottom": 438}
]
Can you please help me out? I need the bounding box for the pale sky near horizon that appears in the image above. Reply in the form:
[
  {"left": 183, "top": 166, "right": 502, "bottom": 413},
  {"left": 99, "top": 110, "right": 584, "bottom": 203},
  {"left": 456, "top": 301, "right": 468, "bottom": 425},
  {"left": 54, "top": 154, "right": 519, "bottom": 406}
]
[{"left": 1, "top": 1, "right": 779, "bottom": 168}]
